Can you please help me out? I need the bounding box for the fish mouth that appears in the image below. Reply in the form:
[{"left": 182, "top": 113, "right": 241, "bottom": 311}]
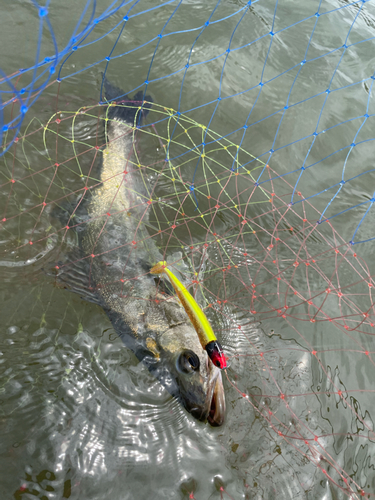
[
  {"left": 186, "top": 363, "right": 225, "bottom": 426},
  {"left": 207, "top": 370, "right": 225, "bottom": 426},
  {"left": 202, "top": 363, "right": 226, "bottom": 427}
]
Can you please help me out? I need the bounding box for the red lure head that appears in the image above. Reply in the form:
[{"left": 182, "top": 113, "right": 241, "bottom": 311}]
[{"left": 205, "top": 341, "right": 227, "bottom": 370}]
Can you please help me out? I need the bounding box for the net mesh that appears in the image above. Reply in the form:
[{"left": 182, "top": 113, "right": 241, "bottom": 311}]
[{"left": 1, "top": 1, "right": 375, "bottom": 499}]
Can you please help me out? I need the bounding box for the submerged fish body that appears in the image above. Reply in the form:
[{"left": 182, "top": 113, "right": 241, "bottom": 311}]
[{"left": 66, "top": 78, "right": 225, "bottom": 426}]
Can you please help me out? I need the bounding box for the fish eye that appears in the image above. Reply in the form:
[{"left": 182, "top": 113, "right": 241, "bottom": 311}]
[{"left": 177, "top": 350, "right": 200, "bottom": 374}]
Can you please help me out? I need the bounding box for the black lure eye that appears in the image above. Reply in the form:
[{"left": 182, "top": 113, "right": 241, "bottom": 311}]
[{"left": 177, "top": 350, "right": 200, "bottom": 374}]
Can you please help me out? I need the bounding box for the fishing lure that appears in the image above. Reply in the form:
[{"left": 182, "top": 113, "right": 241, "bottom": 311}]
[{"left": 150, "top": 261, "right": 227, "bottom": 369}]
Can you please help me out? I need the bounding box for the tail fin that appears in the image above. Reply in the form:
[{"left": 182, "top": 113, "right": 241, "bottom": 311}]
[{"left": 102, "top": 74, "right": 153, "bottom": 125}]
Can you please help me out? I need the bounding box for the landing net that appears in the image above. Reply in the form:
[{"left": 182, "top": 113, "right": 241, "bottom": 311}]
[{"left": 1, "top": 1, "right": 375, "bottom": 499}]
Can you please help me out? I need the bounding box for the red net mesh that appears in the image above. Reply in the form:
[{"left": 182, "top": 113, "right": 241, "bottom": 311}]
[{"left": 2, "top": 90, "right": 375, "bottom": 499}]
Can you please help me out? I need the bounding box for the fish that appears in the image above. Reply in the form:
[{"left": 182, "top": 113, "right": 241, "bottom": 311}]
[{"left": 60, "top": 76, "right": 226, "bottom": 426}]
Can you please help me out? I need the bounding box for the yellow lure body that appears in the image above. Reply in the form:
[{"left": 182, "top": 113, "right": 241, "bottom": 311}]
[{"left": 150, "top": 261, "right": 216, "bottom": 348}]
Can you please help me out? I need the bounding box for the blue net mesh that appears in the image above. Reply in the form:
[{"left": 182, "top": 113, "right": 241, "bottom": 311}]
[
  {"left": 2, "top": 1, "right": 375, "bottom": 499},
  {"left": 2, "top": 0, "right": 375, "bottom": 243}
]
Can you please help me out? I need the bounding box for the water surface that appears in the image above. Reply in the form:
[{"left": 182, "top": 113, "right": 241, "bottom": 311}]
[{"left": 1, "top": 1, "right": 375, "bottom": 498}]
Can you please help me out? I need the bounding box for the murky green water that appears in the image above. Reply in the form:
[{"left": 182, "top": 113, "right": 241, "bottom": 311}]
[{"left": 1, "top": 1, "right": 375, "bottom": 498}]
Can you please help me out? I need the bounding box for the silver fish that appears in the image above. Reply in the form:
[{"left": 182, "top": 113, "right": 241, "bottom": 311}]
[{"left": 63, "top": 77, "right": 225, "bottom": 426}]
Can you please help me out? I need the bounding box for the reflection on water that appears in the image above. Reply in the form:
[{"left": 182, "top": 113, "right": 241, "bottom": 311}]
[{"left": 0, "top": 280, "right": 312, "bottom": 499}]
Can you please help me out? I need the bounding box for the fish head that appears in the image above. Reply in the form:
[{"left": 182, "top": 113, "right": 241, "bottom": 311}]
[
  {"left": 177, "top": 349, "right": 225, "bottom": 428},
  {"left": 143, "top": 299, "right": 226, "bottom": 426}
]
